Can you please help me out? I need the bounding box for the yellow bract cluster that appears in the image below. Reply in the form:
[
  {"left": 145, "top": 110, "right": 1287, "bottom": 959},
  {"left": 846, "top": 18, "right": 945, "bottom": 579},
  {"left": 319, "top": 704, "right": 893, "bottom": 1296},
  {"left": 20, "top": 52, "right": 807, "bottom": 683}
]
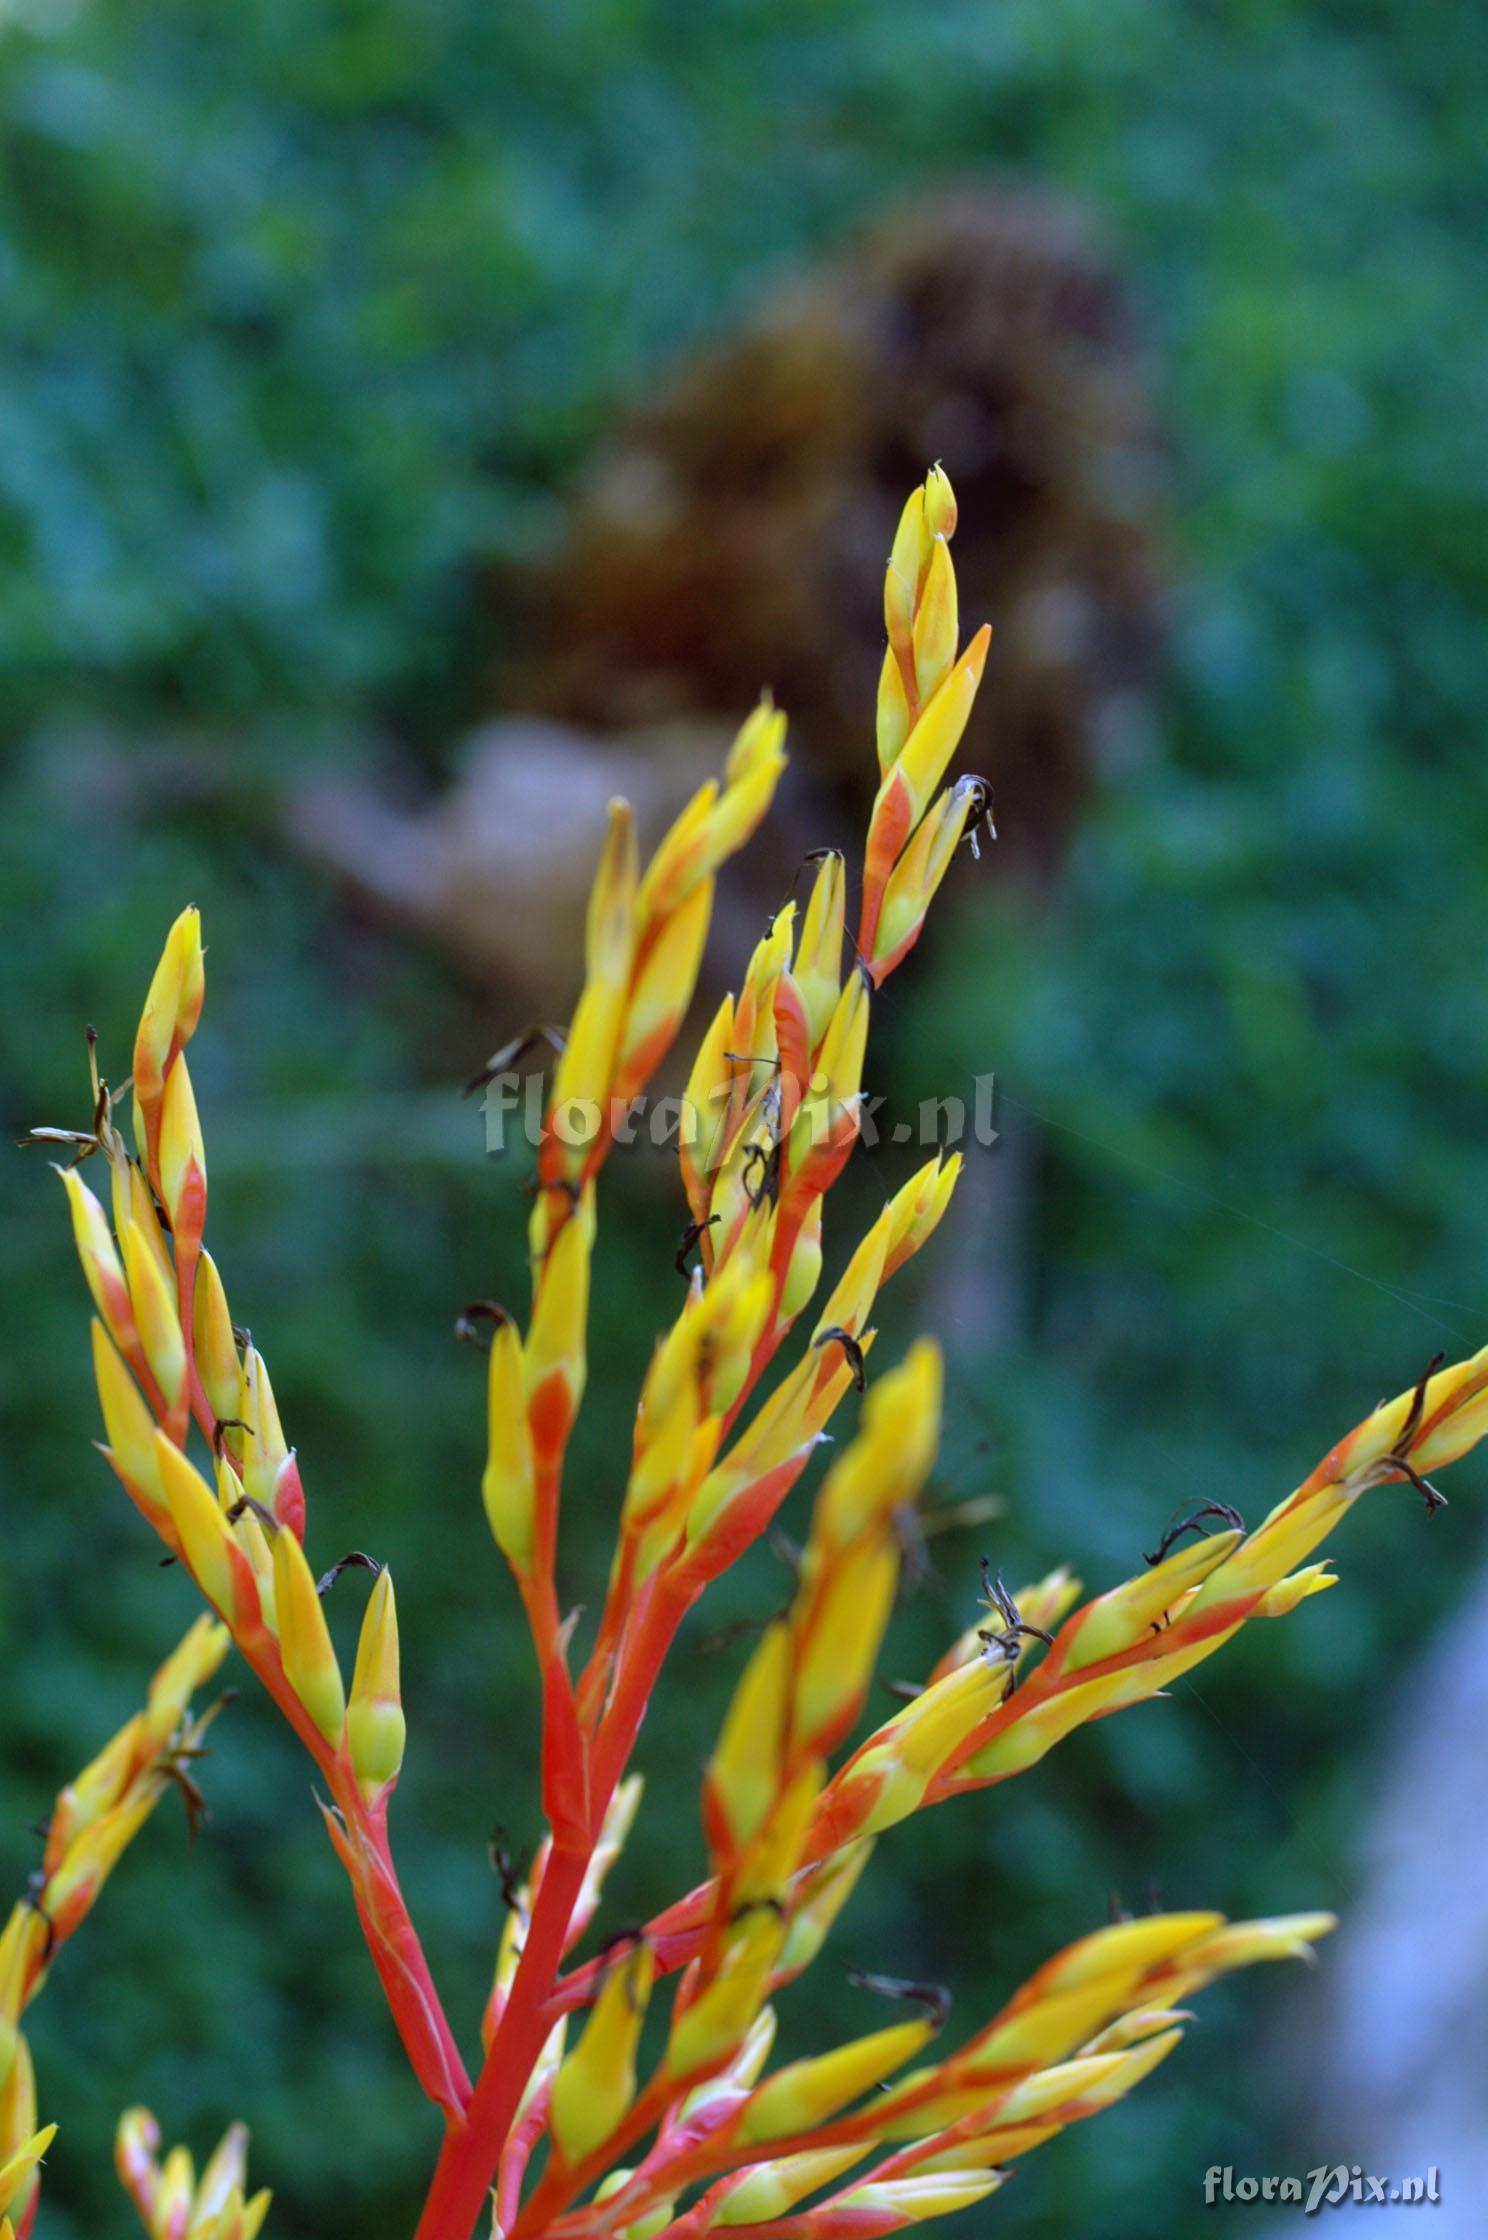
[
  {"left": 117, "top": 2109, "right": 271, "bottom": 2240},
  {"left": 51, "top": 891, "right": 473, "bottom": 2157},
  {"left": 794, "top": 1342, "right": 1488, "bottom": 1860},
  {"left": 0, "top": 1619, "right": 227, "bottom": 2235},
  {"left": 567, "top": 1908, "right": 1333, "bottom": 2240}
]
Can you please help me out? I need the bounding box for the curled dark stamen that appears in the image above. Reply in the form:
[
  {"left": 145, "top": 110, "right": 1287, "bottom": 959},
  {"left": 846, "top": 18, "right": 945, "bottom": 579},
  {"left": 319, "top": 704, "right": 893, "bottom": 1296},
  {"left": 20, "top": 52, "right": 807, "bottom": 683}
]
[
  {"left": 724, "top": 1050, "right": 783, "bottom": 1074},
  {"left": 740, "top": 1140, "right": 779, "bottom": 1209},
  {"left": 976, "top": 1559, "right": 1054, "bottom": 1699},
  {"left": 595, "top": 1924, "right": 646, "bottom": 1959},
  {"left": 814, "top": 1326, "right": 867, "bottom": 1393},
  {"left": 225, "top": 1493, "right": 277, "bottom": 1534},
  {"left": 463, "top": 1024, "right": 568, "bottom": 1099},
  {"left": 675, "top": 1214, "right": 720, "bottom": 1278},
  {"left": 213, "top": 1416, "right": 251, "bottom": 1456},
  {"left": 1396, "top": 1352, "right": 1446, "bottom": 1452},
  {"left": 489, "top": 1829, "right": 525, "bottom": 1915},
  {"left": 22, "top": 1890, "right": 57, "bottom": 1966},
  {"left": 1377, "top": 1353, "right": 1450, "bottom": 1515},
  {"left": 1393, "top": 1461, "right": 1448, "bottom": 1517},
  {"left": 523, "top": 1175, "right": 584, "bottom": 1212},
  {"left": 954, "top": 774, "right": 996, "bottom": 860},
  {"left": 161, "top": 1762, "right": 211, "bottom": 1844},
  {"left": 726, "top": 1895, "right": 787, "bottom": 1928},
  {"left": 20, "top": 1126, "right": 99, "bottom": 1161},
  {"left": 593, "top": 1926, "right": 651, "bottom": 2007},
  {"left": 771, "top": 847, "right": 845, "bottom": 931},
  {"left": 315, "top": 1551, "right": 383, "bottom": 1597},
  {"left": 454, "top": 1300, "right": 513, "bottom": 1346},
  {"left": 847, "top": 1969, "right": 952, "bottom": 2032},
  {"left": 1144, "top": 1501, "right": 1245, "bottom": 1567}
]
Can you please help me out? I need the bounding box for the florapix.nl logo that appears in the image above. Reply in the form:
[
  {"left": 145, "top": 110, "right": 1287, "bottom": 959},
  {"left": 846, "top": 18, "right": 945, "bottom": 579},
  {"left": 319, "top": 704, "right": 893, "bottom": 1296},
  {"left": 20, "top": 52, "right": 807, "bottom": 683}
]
[{"left": 476, "top": 1069, "right": 999, "bottom": 1160}]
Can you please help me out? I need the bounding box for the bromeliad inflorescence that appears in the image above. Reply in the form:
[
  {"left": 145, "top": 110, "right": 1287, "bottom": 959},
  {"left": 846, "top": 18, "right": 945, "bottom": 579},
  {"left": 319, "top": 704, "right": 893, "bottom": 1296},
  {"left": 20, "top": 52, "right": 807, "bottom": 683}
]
[{"left": 17, "top": 468, "right": 1488, "bottom": 2240}]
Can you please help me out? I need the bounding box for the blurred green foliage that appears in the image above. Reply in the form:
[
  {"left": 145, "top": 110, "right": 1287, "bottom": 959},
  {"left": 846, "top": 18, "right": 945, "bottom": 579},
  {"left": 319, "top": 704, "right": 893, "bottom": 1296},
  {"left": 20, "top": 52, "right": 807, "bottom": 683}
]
[{"left": 3, "top": 2, "right": 1488, "bottom": 2237}]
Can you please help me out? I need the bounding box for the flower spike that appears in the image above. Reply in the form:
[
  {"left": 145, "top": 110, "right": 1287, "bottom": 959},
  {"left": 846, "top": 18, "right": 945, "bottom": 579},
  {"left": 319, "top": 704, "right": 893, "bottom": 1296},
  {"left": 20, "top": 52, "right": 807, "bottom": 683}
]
[{"left": 36, "top": 470, "right": 1488, "bottom": 2240}]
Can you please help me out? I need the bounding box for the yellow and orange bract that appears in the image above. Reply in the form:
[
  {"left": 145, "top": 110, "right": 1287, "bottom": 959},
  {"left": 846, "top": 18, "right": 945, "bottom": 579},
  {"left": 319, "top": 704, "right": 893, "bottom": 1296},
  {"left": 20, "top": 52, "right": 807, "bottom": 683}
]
[
  {"left": 117, "top": 2107, "right": 271, "bottom": 2240},
  {"left": 32, "top": 469, "right": 1488, "bottom": 2240},
  {"left": 0, "top": 1618, "right": 226, "bottom": 2238}
]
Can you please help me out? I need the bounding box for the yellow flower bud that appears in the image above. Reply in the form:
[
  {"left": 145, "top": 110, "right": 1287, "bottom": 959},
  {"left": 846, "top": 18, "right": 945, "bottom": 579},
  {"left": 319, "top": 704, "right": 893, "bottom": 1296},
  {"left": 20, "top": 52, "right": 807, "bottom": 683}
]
[
  {"left": 704, "top": 706, "right": 787, "bottom": 873},
  {"left": 838, "top": 1658, "right": 998, "bottom": 1836},
  {"left": 715, "top": 2146, "right": 866, "bottom": 2227},
  {"left": 0, "top": 2124, "right": 56, "bottom": 2221},
  {"left": 912, "top": 534, "right": 958, "bottom": 704},
  {"left": 814, "top": 970, "right": 869, "bottom": 1109},
  {"left": 808, "top": 1340, "right": 942, "bottom": 1557},
  {"left": 740, "top": 2018, "right": 936, "bottom": 2144},
  {"left": 132, "top": 906, "right": 205, "bottom": 1156},
  {"left": 192, "top": 1250, "right": 240, "bottom": 1426},
  {"left": 549, "top": 1942, "right": 654, "bottom": 2167},
  {"left": 680, "top": 994, "right": 737, "bottom": 1219},
  {"left": 525, "top": 1188, "right": 594, "bottom": 1451},
  {"left": 707, "top": 1625, "right": 790, "bottom": 1854},
  {"left": 237, "top": 1347, "right": 303, "bottom": 1534},
  {"left": 121, "top": 1220, "right": 185, "bottom": 1412},
  {"left": 774, "top": 1842, "right": 874, "bottom": 1982},
  {"left": 665, "top": 1913, "right": 783, "bottom": 2080},
  {"left": 923, "top": 463, "right": 957, "bottom": 541},
  {"left": 836, "top": 2172, "right": 1003, "bottom": 2225},
  {"left": 891, "top": 626, "right": 991, "bottom": 825},
  {"left": 1253, "top": 1563, "right": 1337, "bottom": 1618},
  {"left": 192, "top": 2119, "right": 250, "bottom": 2224},
  {"left": 955, "top": 1670, "right": 1131, "bottom": 1787},
  {"left": 793, "top": 852, "right": 846, "bottom": 1053},
  {"left": 779, "top": 1201, "right": 823, "bottom": 1323},
  {"left": 884, "top": 484, "right": 929, "bottom": 654},
  {"left": 1063, "top": 1530, "right": 1242, "bottom": 1671},
  {"left": 882, "top": 1154, "right": 961, "bottom": 1279},
  {"left": 0, "top": 2022, "right": 35, "bottom": 2154},
  {"left": 157, "top": 1052, "right": 207, "bottom": 1238},
  {"left": 122, "top": 1159, "right": 174, "bottom": 1282},
  {"left": 154, "top": 2144, "right": 196, "bottom": 2235},
  {"left": 792, "top": 1537, "right": 899, "bottom": 1754},
  {"left": 871, "top": 777, "right": 981, "bottom": 973},
  {"left": 347, "top": 1570, "right": 406, "bottom": 1802},
  {"left": 91, "top": 1320, "right": 167, "bottom": 1514},
  {"left": 551, "top": 800, "right": 639, "bottom": 1127},
  {"left": 876, "top": 641, "right": 913, "bottom": 774},
  {"left": 142, "top": 1613, "right": 231, "bottom": 1746},
  {"left": 58, "top": 1166, "right": 135, "bottom": 1350},
  {"left": 617, "top": 875, "right": 713, "bottom": 1097},
  {"left": 155, "top": 1434, "right": 240, "bottom": 1616},
  {"left": 272, "top": 1527, "right": 345, "bottom": 1747},
  {"left": 1183, "top": 1913, "right": 1336, "bottom": 1975},
  {"left": 44, "top": 1720, "right": 140, "bottom": 1869},
  {"left": 482, "top": 1321, "right": 537, "bottom": 1572}
]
